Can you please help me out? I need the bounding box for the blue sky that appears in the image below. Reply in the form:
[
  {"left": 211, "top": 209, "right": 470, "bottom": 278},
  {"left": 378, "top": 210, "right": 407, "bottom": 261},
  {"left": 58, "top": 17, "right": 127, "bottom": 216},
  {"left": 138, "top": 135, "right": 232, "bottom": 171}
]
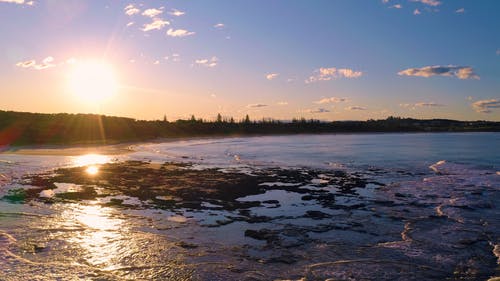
[{"left": 0, "top": 0, "right": 499, "bottom": 121}]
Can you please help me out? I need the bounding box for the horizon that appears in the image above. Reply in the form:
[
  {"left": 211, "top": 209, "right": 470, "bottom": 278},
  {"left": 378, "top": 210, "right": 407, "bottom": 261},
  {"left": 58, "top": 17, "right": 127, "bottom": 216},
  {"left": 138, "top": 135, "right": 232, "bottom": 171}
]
[{"left": 1, "top": 0, "right": 499, "bottom": 121}]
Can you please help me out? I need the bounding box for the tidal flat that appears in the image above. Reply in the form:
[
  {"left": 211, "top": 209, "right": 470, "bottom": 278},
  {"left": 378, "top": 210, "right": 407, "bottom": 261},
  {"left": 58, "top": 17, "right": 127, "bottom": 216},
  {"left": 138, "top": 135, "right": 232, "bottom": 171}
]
[{"left": 1, "top": 159, "right": 498, "bottom": 280}]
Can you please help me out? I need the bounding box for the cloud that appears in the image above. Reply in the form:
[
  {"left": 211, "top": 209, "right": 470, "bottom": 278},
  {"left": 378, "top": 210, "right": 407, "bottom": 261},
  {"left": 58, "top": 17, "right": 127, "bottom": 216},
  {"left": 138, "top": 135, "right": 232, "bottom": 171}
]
[
  {"left": 398, "top": 65, "right": 479, "bottom": 80},
  {"left": 304, "top": 108, "right": 330, "bottom": 114},
  {"left": 277, "top": 101, "right": 288, "bottom": 106},
  {"left": 411, "top": 0, "right": 441, "bottom": 6},
  {"left": 497, "top": 49, "right": 500, "bottom": 56},
  {"left": 471, "top": 99, "right": 500, "bottom": 113},
  {"left": 142, "top": 18, "right": 169, "bottom": 31},
  {"left": 16, "top": 60, "right": 36, "bottom": 68},
  {"left": 142, "top": 8, "right": 163, "bottom": 18},
  {"left": 390, "top": 4, "right": 402, "bottom": 9},
  {"left": 16, "top": 56, "right": 56, "bottom": 70},
  {"left": 266, "top": 73, "right": 279, "bottom": 80},
  {"left": 0, "top": 0, "right": 33, "bottom": 5},
  {"left": 413, "top": 9, "right": 421, "bottom": 15},
  {"left": 455, "top": 8, "right": 465, "bottom": 14},
  {"left": 382, "top": 0, "right": 389, "bottom": 3},
  {"left": 400, "top": 102, "right": 444, "bottom": 109},
  {"left": 169, "top": 9, "right": 185, "bottom": 16},
  {"left": 126, "top": 22, "right": 134, "bottom": 27},
  {"left": 247, "top": 104, "right": 268, "bottom": 108},
  {"left": 306, "top": 67, "right": 362, "bottom": 83},
  {"left": 124, "top": 4, "right": 140, "bottom": 16},
  {"left": 346, "top": 106, "right": 367, "bottom": 111},
  {"left": 314, "top": 97, "right": 347, "bottom": 104},
  {"left": 166, "top": 28, "right": 195, "bottom": 37},
  {"left": 214, "top": 23, "right": 225, "bottom": 29},
  {"left": 195, "top": 56, "right": 218, "bottom": 67},
  {"left": 415, "top": 102, "right": 445, "bottom": 107}
]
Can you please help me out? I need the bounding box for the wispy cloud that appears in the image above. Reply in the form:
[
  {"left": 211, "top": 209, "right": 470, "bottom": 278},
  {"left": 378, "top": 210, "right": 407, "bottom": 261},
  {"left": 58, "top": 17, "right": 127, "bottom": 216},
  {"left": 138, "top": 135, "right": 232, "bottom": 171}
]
[
  {"left": 413, "top": 8, "right": 421, "bottom": 15},
  {"left": 142, "top": 18, "right": 169, "bottom": 31},
  {"left": 214, "top": 23, "right": 225, "bottom": 29},
  {"left": 472, "top": 99, "right": 500, "bottom": 113},
  {"left": 277, "top": 101, "right": 288, "bottom": 106},
  {"left": 415, "top": 102, "right": 444, "bottom": 107},
  {"left": 142, "top": 8, "right": 163, "bottom": 18},
  {"left": 16, "top": 56, "right": 56, "bottom": 70},
  {"left": 166, "top": 28, "right": 195, "bottom": 37},
  {"left": 266, "top": 73, "right": 279, "bottom": 80},
  {"left": 411, "top": 0, "right": 441, "bottom": 6},
  {"left": 497, "top": 49, "right": 500, "bottom": 56},
  {"left": 306, "top": 67, "right": 362, "bottom": 83},
  {"left": 169, "top": 9, "right": 185, "bottom": 16},
  {"left": 400, "top": 102, "right": 444, "bottom": 109},
  {"left": 455, "top": 8, "right": 465, "bottom": 14},
  {"left": 247, "top": 104, "right": 268, "bottom": 108},
  {"left": 398, "top": 65, "right": 479, "bottom": 80},
  {"left": 124, "top": 4, "right": 140, "bottom": 16},
  {"left": 304, "top": 108, "right": 330, "bottom": 114},
  {"left": 390, "top": 4, "right": 402, "bottom": 9},
  {"left": 126, "top": 22, "right": 134, "bottom": 27},
  {"left": 314, "top": 97, "right": 347, "bottom": 104},
  {"left": 0, "top": 0, "right": 34, "bottom": 5},
  {"left": 195, "top": 56, "right": 218, "bottom": 68},
  {"left": 346, "top": 106, "right": 367, "bottom": 111}
]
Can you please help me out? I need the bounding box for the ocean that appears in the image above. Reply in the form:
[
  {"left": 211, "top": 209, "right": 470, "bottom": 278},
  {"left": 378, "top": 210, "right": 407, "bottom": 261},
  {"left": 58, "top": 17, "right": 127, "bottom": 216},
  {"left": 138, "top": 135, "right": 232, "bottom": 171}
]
[{"left": 0, "top": 133, "right": 499, "bottom": 280}]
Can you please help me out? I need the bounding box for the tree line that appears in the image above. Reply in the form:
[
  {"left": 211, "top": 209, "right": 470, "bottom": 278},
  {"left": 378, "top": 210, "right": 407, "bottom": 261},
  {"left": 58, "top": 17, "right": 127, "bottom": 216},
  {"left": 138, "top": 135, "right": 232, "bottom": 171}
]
[{"left": 0, "top": 110, "right": 499, "bottom": 146}]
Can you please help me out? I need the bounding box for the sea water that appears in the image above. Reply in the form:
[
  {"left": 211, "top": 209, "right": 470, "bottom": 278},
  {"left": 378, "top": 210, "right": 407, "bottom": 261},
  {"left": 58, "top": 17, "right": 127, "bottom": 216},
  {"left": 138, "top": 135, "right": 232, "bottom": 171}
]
[{"left": 0, "top": 133, "right": 499, "bottom": 280}]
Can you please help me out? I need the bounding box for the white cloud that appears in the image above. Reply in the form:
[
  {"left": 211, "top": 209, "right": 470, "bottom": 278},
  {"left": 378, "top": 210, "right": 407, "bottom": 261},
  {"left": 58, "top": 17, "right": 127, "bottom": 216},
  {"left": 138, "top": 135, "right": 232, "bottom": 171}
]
[
  {"left": 124, "top": 4, "right": 140, "bottom": 16},
  {"left": 195, "top": 56, "right": 218, "bottom": 67},
  {"left": 413, "top": 9, "right": 421, "bottom": 15},
  {"left": 247, "top": 104, "right": 268, "bottom": 108},
  {"left": 346, "top": 106, "right": 367, "bottom": 111},
  {"left": 153, "top": 60, "right": 160, "bottom": 65},
  {"left": 472, "top": 99, "right": 500, "bottom": 113},
  {"left": 411, "top": 0, "right": 441, "bottom": 6},
  {"left": 398, "top": 65, "right": 479, "bottom": 80},
  {"left": 390, "top": 4, "right": 402, "bottom": 9},
  {"left": 142, "top": 8, "right": 163, "bottom": 18},
  {"left": 214, "top": 23, "right": 225, "bottom": 29},
  {"left": 304, "top": 108, "right": 330, "bottom": 114},
  {"left": 0, "top": 0, "right": 32, "bottom": 5},
  {"left": 382, "top": 0, "right": 389, "bottom": 3},
  {"left": 455, "top": 8, "right": 465, "bottom": 14},
  {"left": 496, "top": 49, "right": 500, "bottom": 56},
  {"left": 16, "top": 60, "right": 35, "bottom": 68},
  {"left": 266, "top": 73, "right": 279, "bottom": 80},
  {"left": 16, "top": 56, "right": 56, "bottom": 70},
  {"left": 306, "top": 67, "right": 362, "bottom": 83},
  {"left": 277, "top": 101, "right": 288, "bottom": 106},
  {"left": 142, "top": 18, "right": 169, "bottom": 31},
  {"left": 169, "top": 9, "right": 185, "bottom": 16},
  {"left": 400, "top": 102, "right": 445, "bottom": 110},
  {"left": 126, "top": 22, "right": 134, "bottom": 27},
  {"left": 415, "top": 102, "right": 444, "bottom": 107},
  {"left": 314, "top": 97, "right": 347, "bottom": 104},
  {"left": 166, "top": 28, "right": 195, "bottom": 37}
]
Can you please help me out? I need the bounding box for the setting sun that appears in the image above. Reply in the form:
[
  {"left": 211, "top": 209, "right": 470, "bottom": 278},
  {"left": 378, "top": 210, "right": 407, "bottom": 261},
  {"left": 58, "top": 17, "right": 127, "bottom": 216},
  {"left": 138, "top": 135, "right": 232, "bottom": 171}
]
[{"left": 68, "top": 61, "right": 117, "bottom": 104}]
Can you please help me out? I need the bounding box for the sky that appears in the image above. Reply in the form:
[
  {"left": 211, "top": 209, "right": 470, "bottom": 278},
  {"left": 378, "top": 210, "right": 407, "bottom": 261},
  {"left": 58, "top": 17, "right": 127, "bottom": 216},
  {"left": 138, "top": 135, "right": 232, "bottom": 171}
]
[{"left": 0, "top": 0, "right": 499, "bottom": 121}]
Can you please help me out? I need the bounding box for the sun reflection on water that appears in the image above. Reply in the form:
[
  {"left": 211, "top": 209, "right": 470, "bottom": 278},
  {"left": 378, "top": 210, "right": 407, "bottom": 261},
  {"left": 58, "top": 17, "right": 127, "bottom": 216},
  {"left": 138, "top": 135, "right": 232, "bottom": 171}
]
[
  {"left": 64, "top": 203, "right": 127, "bottom": 270},
  {"left": 73, "top": 154, "right": 110, "bottom": 167},
  {"left": 85, "top": 166, "right": 99, "bottom": 175}
]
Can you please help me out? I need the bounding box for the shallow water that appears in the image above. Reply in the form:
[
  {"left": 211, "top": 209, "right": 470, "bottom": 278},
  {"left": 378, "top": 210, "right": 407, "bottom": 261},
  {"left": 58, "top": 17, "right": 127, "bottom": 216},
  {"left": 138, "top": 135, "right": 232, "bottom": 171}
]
[{"left": 0, "top": 133, "right": 499, "bottom": 280}]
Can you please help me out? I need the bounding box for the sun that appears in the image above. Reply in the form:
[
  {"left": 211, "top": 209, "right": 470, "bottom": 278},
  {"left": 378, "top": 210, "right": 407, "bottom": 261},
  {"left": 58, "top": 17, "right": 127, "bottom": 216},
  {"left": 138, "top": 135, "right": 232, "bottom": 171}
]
[{"left": 68, "top": 60, "right": 118, "bottom": 104}]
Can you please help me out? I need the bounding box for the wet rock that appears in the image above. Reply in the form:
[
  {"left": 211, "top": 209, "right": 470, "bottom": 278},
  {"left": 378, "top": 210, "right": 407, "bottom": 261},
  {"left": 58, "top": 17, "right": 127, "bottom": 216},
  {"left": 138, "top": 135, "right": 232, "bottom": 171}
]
[{"left": 303, "top": 210, "right": 333, "bottom": 220}]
